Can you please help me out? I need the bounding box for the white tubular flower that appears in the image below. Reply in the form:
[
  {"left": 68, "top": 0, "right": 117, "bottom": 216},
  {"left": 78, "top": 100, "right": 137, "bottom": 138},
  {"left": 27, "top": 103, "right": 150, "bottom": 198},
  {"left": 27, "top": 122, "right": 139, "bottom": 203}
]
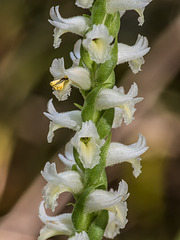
[
  {"left": 82, "top": 24, "right": 114, "bottom": 64},
  {"left": 58, "top": 141, "right": 76, "bottom": 169},
  {"left": 106, "top": 0, "right": 152, "bottom": 25},
  {"left": 95, "top": 85, "right": 134, "bottom": 111},
  {"left": 117, "top": 35, "right": 150, "bottom": 74},
  {"left": 85, "top": 180, "right": 129, "bottom": 229},
  {"left": 112, "top": 83, "right": 143, "bottom": 127},
  {"left": 75, "top": 0, "right": 94, "bottom": 9},
  {"left": 38, "top": 201, "right": 74, "bottom": 240},
  {"left": 50, "top": 58, "right": 91, "bottom": 101},
  {"left": 71, "top": 120, "right": 105, "bottom": 169},
  {"left": 41, "top": 162, "right": 83, "bottom": 211},
  {"left": 44, "top": 99, "right": 82, "bottom": 143},
  {"left": 106, "top": 134, "right": 148, "bottom": 178},
  {"left": 49, "top": 6, "right": 91, "bottom": 48},
  {"left": 70, "top": 39, "right": 81, "bottom": 67},
  {"left": 68, "top": 231, "right": 89, "bottom": 240}
]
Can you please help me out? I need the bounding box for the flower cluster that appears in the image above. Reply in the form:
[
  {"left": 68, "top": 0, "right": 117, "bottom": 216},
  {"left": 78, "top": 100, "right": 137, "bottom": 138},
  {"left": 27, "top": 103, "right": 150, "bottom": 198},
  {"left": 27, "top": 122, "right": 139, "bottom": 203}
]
[{"left": 38, "top": 0, "right": 151, "bottom": 239}]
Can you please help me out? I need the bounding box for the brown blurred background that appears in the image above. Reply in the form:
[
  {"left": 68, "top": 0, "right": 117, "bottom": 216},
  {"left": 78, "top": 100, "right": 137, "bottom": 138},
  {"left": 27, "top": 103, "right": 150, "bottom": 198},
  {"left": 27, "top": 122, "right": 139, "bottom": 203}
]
[{"left": 0, "top": 0, "right": 180, "bottom": 239}]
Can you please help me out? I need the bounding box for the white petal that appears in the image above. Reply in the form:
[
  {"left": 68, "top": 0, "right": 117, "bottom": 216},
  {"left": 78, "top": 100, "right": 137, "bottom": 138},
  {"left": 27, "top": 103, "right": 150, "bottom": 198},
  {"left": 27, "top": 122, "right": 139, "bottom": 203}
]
[
  {"left": 39, "top": 201, "right": 74, "bottom": 236},
  {"left": 112, "top": 107, "right": 123, "bottom": 128},
  {"left": 70, "top": 39, "right": 81, "bottom": 66},
  {"left": 95, "top": 88, "right": 132, "bottom": 111},
  {"left": 117, "top": 35, "right": 150, "bottom": 73},
  {"left": 85, "top": 180, "right": 129, "bottom": 212},
  {"left": 52, "top": 27, "right": 64, "bottom": 49},
  {"left": 44, "top": 99, "right": 82, "bottom": 142},
  {"left": 83, "top": 24, "right": 113, "bottom": 64},
  {"left": 110, "top": 83, "right": 143, "bottom": 126},
  {"left": 66, "top": 66, "right": 91, "bottom": 90},
  {"left": 38, "top": 226, "right": 63, "bottom": 240},
  {"left": 71, "top": 121, "right": 105, "bottom": 169},
  {"left": 106, "top": 134, "right": 148, "bottom": 177},
  {"left": 41, "top": 163, "right": 83, "bottom": 210},
  {"left": 104, "top": 211, "right": 120, "bottom": 239},
  {"left": 41, "top": 162, "right": 58, "bottom": 183},
  {"left": 49, "top": 6, "right": 91, "bottom": 48},
  {"left": 50, "top": 58, "right": 65, "bottom": 79},
  {"left": 107, "top": 0, "right": 152, "bottom": 14},
  {"left": 68, "top": 231, "right": 89, "bottom": 240},
  {"left": 76, "top": 0, "right": 94, "bottom": 9},
  {"left": 52, "top": 83, "right": 72, "bottom": 101}
]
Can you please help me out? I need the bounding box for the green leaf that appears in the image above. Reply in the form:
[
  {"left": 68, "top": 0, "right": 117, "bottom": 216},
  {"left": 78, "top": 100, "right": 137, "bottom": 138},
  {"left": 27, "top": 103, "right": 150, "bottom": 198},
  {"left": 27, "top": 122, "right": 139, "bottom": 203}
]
[
  {"left": 92, "top": 0, "right": 107, "bottom": 25},
  {"left": 88, "top": 210, "right": 109, "bottom": 240},
  {"left": 73, "top": 148, "right": 85, "bottom": 172},
  {"left": 72, "top": 186, "right": 96, "bottom": 231},
  {"left": 97, "top": 108, "right": 114, "bottom": 139},
  {"left": 74, "top": 103, "right": 82, "bottom": 110},
  {"left": 80, "top": 46, "right": 94, "bottom": 70},
  {"left": 81, "top": 85, "right": 102, "bottom": 122},
  {"left": 105, "top": 12, "right": 120, "bottom": 37}
]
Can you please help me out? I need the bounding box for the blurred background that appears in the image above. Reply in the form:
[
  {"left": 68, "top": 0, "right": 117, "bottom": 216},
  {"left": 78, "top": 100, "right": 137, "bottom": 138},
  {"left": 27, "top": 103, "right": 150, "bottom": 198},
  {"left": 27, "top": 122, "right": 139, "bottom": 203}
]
[{"left": 0, "top": 0, "right": 180, "bottom": 239}]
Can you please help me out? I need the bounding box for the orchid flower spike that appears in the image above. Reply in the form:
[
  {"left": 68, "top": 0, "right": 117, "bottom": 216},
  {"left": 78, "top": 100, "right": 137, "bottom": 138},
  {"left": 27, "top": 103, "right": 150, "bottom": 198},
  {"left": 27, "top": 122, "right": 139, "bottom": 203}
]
[
  {"left": 38, "top": 201, "right": 75, "bottom": 240},
  {"left": 68, "top": 231, "right": 89, "bottom": 240},
  {"left": 70, "top": 39, "right": 81, "bottom": 67},
  {"left": 50, "top": 58, "right": 91, "bottom": 101},
  {"left": 75, "top": 0, "right": 94, "bottom": 9},
  {"left": 49, "top": 6, "right": 91, "bottom": 48},
  {"left": 41, "top": 162, "right": 83, "bottom": 211},
  {"left": 71, "top": 120, "right": 105, "bottom": 169},
  {"left": 85, "top": 180, "right": 129, "bottom": 230},
  {"left": 117, "top": 35, "right": 150, "bottom": 74},
  {"left": 106, "top": 0, "right": 152, "bottom": 26},
  {"left": 83, "top": 24, "right": 114, "bottom": 64},
  {"left": 44, "top": 99, "right": 82, "bottom": 143},
  {"left": 107, "top": 134, "right": 149, "bottom": 177}
]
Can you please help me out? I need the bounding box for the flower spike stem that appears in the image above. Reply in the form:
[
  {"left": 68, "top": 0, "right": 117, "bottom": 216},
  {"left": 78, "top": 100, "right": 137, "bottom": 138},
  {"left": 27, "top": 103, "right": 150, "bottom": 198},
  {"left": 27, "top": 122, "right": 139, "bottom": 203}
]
[{"left": 38, "top": 0, "right": 151, "bottom": 239}]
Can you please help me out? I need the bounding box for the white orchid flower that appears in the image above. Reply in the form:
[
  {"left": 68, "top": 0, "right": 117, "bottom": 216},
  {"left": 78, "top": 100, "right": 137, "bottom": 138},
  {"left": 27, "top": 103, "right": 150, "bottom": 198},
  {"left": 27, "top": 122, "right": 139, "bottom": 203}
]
[
  {"left": 83, "top": 24, "right": 114, "bottom": 64},
  {"left": 106, "top": 0, "right": 152, "bottom": 26},
  {"left": 85, "top": 180, "right": 129, "bottom": 229},
  {"left": 96, "top": 82, "right": 142, "bottom": 127},
  {"left": 117, "top": 35, "right": 150, "bottom": 74},
  {"left": 70, "top": 39, "right": 81, "bottom": 67},
  {"left": 96, "top": 82, "right": 142, "bottom": 125},
  {"left": 95, "top": 87, "right": 132, "bottom": 111},
  {"left": 58, "top": 141, "right": 76, "bottom": 169},
  {"left": 44, "top": 99, "right": 82, "bottom": 143},
  {"left": 71, "top": 120, "right": 105, "bottom": 169},
  {"left": 38, "top": 201, "right": 75, "bottom": 240},
  {"left": 49, "top": 6, "right": 91, "bottom": 48},
  {"left": 114, "top": 83, "right": 143, "bottom": 126},
  {"left": 68, "top": 231, "right": 89, "bottom": 240},
  {"left": 75, "top": 0, "right": 94, "bottom": 9},
  {"left": 50, "top": 58, "right": 91, "bottom": 101},
  {"left": 41, "top": 162, "right": 83, "bottom": 211},
  {"left": 107, "top": 134, "right": 148, "bottom": 178}
]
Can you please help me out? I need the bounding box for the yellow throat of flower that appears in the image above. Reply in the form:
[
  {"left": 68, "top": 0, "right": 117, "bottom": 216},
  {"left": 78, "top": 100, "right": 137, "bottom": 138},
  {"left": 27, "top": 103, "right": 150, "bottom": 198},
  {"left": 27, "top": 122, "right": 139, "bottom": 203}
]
[{"left": 50, "top": 76, "right": 69, "bottom": 91}]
